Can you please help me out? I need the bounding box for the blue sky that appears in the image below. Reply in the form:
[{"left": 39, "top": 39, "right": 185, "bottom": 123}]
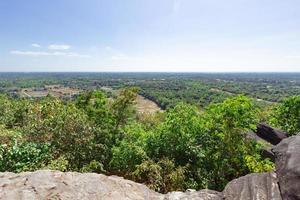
[{"left": 0, "top": 0, "right": 300, "bottom": 72}]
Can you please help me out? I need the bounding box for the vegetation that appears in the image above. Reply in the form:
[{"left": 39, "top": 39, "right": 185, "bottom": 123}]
[
  {"left": 269, "top": 96, "right": 300, "bottom": 135},
  {"left": 4, "top": 89, "right": 296, "bottom": 192},
  {"left": 1, "top": 72, "right": 300, "bottom": 109},
  {"left": 0, "top": 73, "right": 299, "bottom": 192}
]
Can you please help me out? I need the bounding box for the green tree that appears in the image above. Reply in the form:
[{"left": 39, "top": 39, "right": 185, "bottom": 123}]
[
  {"left": 205, "top": 95, "right": 272, "bottom": 190},
  {"left": 145, "top": 103, "right": 213, "bottom": 189},
  {"left": 270, "top": 96, "right": 300, "bottom": 135},
  {"left": 75, "top": 90, "right": 111, "bottom": 127},
  {"left": 0, "top": 95, "right": 30, "bottom": 128},
  {"left": 110, "top": 123, "right": 148, "bottom": 175},
  {"left": 111, "top": 87, "right": 139, "bottom": 132},
  {"left": 23, "top": 99, "right": 95, "bottom": 170},
  {"left": 147, "top": 103, "right": 206, "bottom": 166}
]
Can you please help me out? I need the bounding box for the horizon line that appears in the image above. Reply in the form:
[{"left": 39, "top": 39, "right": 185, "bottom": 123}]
[{"left": 0, "top": 71, "right": 300, "bottom": 73}]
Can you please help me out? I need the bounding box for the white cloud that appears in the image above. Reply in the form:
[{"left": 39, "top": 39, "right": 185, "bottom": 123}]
[
  {"left": 31, "top": 43, "right": 41, "bottom": 48},
  {"left": 10, "top": 50, "right": 90, "bottom": 58},
  {"left": 48, "top": 44, "right": 71, "bottom": 50},
  {"left": 11, "top": 50, "right": 52, "bottom": 56}
]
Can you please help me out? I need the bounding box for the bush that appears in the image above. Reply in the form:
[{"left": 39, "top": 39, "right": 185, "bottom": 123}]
[
  {"left": 245, "top": 155, "right": 274, "bottom": 173},
  {"left": 131, "top": 160, "right": 163, "bottom": 192},
  {"left": 81, "top": 160, "right": 105, "bottom": 173},
  {"left": 0, "top": 141, "right": 52, "bottom": 172},
  {"left": 131, "top": 159, "right": 186, "bottom": 193},
  {"left": 46, "top": 156, "right": 69, "bottom": 171}
]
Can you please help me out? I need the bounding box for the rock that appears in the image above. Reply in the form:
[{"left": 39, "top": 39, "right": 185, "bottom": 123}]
[
  {"left": 261, "top": 148, "right": 275, "bottom": 162},
  {"left": 185, "top": 189, "right": 196, "bottom": 192},
  {"left": 247, "top": 131, "right": 275, "bottom": 161},
  {"left": 223, "top": 172, "right": 282, "bottom": 200},
  {"left": 0, "top": 170, "right": 282, "bottom": 200},
  {"left": 164, "top": 189, "right": 222, "bottom": 200},
  {"left": 273, "top": 134, "right": 300, "bottom": 200},
  {"left": 256, "top": 123, "right": 287, "bottom": 145},
  {"left": 0, "top": 170, "right": 224, "bottom": 200},
  {"left": 0, "top": 170, "right": 164, "bottom": 200}
]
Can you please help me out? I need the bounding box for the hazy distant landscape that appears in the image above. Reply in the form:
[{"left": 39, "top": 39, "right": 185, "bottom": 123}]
[{"left": 1, "top": 72, "right": 299, "bottom": 109}]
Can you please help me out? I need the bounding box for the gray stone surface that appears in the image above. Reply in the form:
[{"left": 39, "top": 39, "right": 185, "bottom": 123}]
[
  {"left": 0, "top": 170, "right": 163, "bottom": 200},
  {"left": 256, "top": 123, "right": 287, "bottom": 145},
  {"left": 0, "top": 170, "right": 223, "bottom": 200},
  {"left": 273, "top": 134, "right": 300, "bottom": 200},
  {"left": 164, "top": 189, "right": 222, "bottom": 200},
  {"left": 0, "top": 170, "right": 282, "bottom": 200},
  {"left": 223, "top": 172, "right": 282, "bottom": 200}
]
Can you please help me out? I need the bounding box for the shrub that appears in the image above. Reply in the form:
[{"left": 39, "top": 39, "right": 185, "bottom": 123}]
[
  {"left": 46, "top": 156, "right": 69, "bottom": 171},
  {"left": 0, "top": 141, "right": 52, "bottom": 172}
]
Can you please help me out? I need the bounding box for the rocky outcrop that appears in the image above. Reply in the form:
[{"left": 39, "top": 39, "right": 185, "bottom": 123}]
[
  {"left": 248, "top": 123, "right": 288, "bottom": 162},
  {"left": 256, "top": 123, "right": 287, "bottom": 145},
  {"left": 0, "top": 170, "right": 162, "bottom": 200},
  {"left": 0, "top": 170, "right": 223, "bottom": 200},
  {"left": 223, "top": 172, "right": 282, "bottom": 200},
  {"left": 273, "top": 135, "right": 300, "bottom": 200},
  {"left": 0, "top": 170, "right": 283, "bottom": 200},
  {"left": 0, "top": 134, "right": 299, "bottom": 200}
]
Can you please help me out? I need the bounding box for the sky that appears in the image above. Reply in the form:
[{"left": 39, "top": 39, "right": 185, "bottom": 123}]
[{"left": 0, "top": 0, "right": 300, "bottom": 72}]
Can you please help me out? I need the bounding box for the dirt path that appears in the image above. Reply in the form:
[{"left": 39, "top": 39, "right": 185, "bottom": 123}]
[
  {"left": 135, "top": 95, "right": 161, "bottom": 114},
  {"left": 21, "top": 90, "right": 32, "bottom": 98},
  {"left": 101, "top": 87, "right": 161, "bottom": 114}
]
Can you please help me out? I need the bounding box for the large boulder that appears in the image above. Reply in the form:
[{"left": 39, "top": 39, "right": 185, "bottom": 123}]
[
  {"left": 222, "top": 172, "right": 282, "bottom": 200},
  {"left": 0, "top": 170, "right": 281, "bottom": 200},
  {"left": 273, "top": 134, "right": 300, "bottom": 200},
  {"left": 255, "top": 123, "right": 287, "bottom": 145},
  {"left": 0, "top": 170, "right": 223, "bottom": 200},
  {"left": 0, "top": 170, "right": 163, "bottom": 200}
]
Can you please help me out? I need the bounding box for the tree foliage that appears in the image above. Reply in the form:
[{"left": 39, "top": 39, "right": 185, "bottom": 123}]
[
  {"left": 0, "top": 90, "right": 284, "bottom": 193},
  {"left": 270, "top": 96, "right": 300, "bottom": 135}
]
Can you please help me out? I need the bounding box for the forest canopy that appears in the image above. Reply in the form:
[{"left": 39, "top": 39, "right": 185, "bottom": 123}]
[{"left": 0, "top": 89, "right": 299, "bottom": 193}]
